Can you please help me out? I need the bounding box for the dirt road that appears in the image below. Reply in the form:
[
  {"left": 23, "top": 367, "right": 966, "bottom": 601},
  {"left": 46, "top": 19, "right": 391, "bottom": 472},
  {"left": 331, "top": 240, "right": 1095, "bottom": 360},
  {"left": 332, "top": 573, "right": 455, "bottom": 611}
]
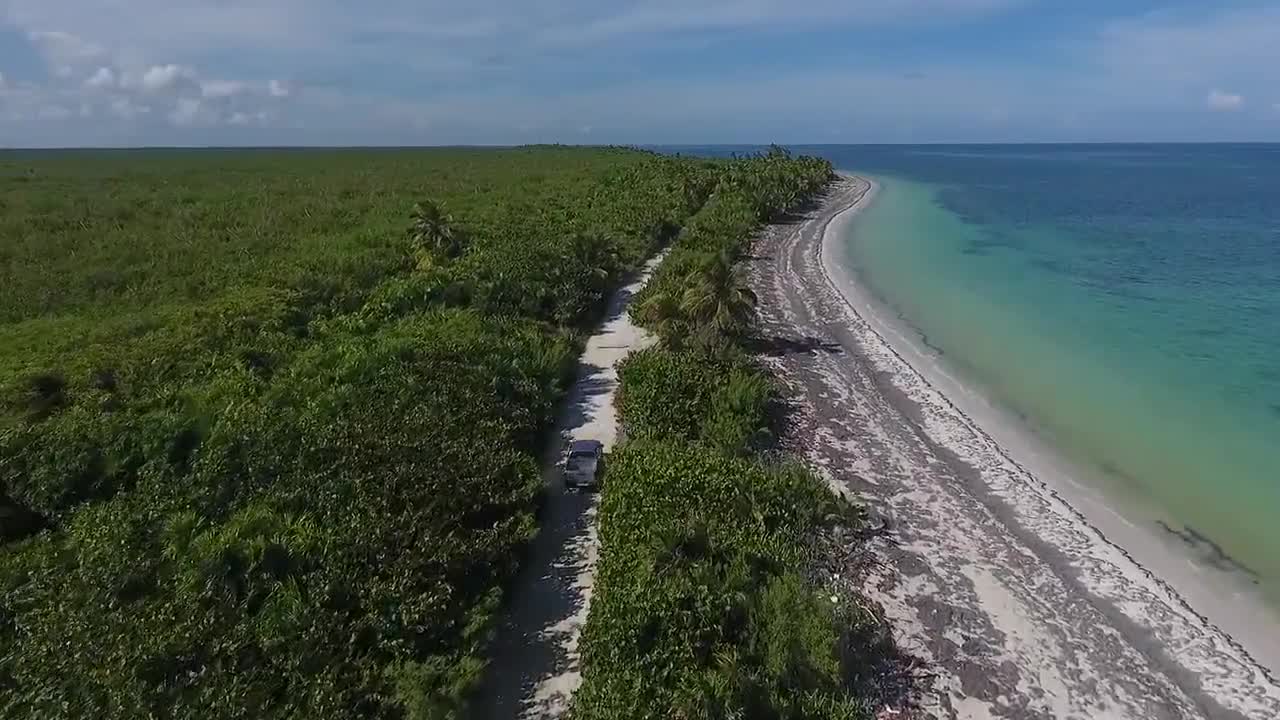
[{"left": 474, "top": 254, "right": 662, "bottom": 719}]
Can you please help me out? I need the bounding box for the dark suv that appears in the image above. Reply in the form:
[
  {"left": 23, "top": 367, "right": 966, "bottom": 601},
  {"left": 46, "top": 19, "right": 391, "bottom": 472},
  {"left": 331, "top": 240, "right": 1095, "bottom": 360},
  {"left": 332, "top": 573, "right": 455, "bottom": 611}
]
[{"left": 562, "top": 439, "right": 604, "bottom": 491}]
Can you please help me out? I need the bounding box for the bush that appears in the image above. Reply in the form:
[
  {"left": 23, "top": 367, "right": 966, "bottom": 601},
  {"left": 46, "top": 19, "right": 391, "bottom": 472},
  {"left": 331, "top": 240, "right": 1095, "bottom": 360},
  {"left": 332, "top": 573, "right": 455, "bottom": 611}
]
[
  {"left": 576, "top": 148, "right": 873, "bottom": 719},
  {"left": 574, "top": 443, "right": 865, "bottom": 720},
  {"left": 616, "top": 347, "right": 717, "bottom": 441},
  {"left": 1, "top": 311, "right": 561, "bottom": 719},
  {"left": 701, "top": 368, "right": 772, "bottom": 456},
  {"left": 617, "top": 347, "right": 771, "bottom": 457}
]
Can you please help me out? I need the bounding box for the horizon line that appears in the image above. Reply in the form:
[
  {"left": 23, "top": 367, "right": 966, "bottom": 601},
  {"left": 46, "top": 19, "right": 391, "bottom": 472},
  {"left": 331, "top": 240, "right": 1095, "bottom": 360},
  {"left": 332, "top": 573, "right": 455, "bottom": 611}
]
[{"left": 4, "top": 140, "right": 1280, "bottom": 152}]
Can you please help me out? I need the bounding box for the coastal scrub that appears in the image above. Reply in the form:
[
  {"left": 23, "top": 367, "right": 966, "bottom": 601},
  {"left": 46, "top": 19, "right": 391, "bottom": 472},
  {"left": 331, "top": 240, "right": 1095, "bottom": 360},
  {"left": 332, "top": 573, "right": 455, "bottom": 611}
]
[{"left": 575, "top": 148, "right": 884, "bottom": 719}]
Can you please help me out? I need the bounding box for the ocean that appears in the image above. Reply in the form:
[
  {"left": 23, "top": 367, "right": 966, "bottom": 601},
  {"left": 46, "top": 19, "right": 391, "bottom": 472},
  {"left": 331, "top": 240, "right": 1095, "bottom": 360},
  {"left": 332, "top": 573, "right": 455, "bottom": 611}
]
[{"left": 788, "top": 144, "right": 1280, "bottom": 610}]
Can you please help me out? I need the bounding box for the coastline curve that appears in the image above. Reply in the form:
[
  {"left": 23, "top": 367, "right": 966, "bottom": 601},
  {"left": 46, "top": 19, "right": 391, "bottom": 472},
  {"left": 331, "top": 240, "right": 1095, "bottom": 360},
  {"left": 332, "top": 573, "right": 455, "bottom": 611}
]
[{"left": 746, "top": 173, "right": 1280, "bottom": 719}]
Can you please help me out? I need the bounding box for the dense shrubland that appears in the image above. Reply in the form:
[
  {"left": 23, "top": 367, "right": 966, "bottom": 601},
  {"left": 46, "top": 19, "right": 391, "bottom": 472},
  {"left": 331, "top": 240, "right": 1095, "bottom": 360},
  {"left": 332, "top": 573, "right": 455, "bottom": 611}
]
[
  {"left": 575, "top": 148, "right": 886, "bottom": 718},
  {"left": 0, "top": 148, "right": 717, "bottom": 718}
]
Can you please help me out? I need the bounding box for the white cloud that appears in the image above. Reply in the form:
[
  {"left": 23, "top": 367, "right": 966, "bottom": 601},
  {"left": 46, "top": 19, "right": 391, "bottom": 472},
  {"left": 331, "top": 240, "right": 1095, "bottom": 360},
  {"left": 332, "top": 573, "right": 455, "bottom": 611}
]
[
  {"left": 140, "top": 64, "right": 195, "bottom": 93},
  {"left": 6, "top": 0, "right": 1027, "bottom": 84},
  {"left": 201, "top": 80, "right": 247, "bottom": 98},
  {"left": 109, "top": 97, "right": 150, "bottom": 119},
  {"left": 0, "top": 23, "right": 284, "bottom": 140},
  {"left": 85, "top": 67, "right": 116, "bottom": 89},
  {"left": 0, "top": 71, "right": 6, "bottom": 90},
  {"left": 4, "top": 2, "right": 1280, "bottom": 145},
  {"left": 1095, "top": 8, "right": 1280, "bottom": 101},
  {"left": 28, "top": 30, "right": 104, "bottom": 67},
  {"left": 168, "top": 97, "right": 206, "bottom": 125},
  {"left": 0, "top": 1, "right": 1030, "bottom": 143},
  {"left": 1207, "top": 89, "right": 1244, "bottom": 111},
  {"left": 228, "top": 110, "right": 271, "bottom": 126},
  {"left": 6, "top": 0, "right": 1024, "bottom": 55},
  {"left": 27, "top": 31, "right": 103, "bottom": 81}
]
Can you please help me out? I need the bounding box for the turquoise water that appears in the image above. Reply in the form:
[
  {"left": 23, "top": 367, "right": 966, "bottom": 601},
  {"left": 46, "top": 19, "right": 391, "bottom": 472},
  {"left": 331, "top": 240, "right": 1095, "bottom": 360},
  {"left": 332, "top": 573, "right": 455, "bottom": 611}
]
[{"left": 808, "top": 145, "right": 1280, "bottom": 604}]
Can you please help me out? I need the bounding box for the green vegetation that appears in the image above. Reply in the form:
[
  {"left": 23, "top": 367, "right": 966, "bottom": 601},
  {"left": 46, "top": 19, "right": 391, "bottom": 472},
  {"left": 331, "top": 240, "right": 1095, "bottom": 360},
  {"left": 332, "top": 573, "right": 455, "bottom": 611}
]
[
  {"left": 575, "top": 148, "right": 886, "bottom": 718},
  {"left": 0, "top": 147, "right": 719, "bottom": 719},
  {"left": 0, "top": 146, "right": 885, "bottom": 719}
]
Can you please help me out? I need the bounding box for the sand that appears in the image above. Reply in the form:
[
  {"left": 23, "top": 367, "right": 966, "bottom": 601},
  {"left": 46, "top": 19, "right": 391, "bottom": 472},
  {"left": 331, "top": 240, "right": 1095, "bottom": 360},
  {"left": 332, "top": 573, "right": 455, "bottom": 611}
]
[
  {"left": 744, "top": 175, "right": 1280, "bottom": 719},
  {"left": 472, "top": 253, "right": 663, "bottom": 719}
]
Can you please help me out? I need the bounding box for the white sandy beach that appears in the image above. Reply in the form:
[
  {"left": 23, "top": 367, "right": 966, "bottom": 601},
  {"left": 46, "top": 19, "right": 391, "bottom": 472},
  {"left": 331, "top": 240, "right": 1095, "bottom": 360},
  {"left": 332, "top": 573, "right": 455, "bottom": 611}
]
[{"left": 745, "top": 175, "right": 1280, "bottom": 719}]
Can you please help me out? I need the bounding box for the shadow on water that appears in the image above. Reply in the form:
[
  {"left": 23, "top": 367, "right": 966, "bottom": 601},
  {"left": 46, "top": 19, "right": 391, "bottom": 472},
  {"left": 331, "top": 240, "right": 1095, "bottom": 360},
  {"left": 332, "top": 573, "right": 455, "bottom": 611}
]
[{"left": 1156, "top": 521, "right": 1261, "bottom": 583}]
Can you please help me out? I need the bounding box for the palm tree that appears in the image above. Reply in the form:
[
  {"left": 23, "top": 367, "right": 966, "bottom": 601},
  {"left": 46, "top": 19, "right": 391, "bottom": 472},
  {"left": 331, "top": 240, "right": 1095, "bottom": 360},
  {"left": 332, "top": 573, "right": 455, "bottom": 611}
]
[
  {"left": 635, "top": 290, "right": 689, "bottom": 349},
  {"left": 410, "top": 200, "right": 466, "bottom": 260},
  {"left": 570, "top": 232, "right": 619, "bottom": 288},
  {"left": 679, "top": 250, "right": 758, "bottom": 345}
]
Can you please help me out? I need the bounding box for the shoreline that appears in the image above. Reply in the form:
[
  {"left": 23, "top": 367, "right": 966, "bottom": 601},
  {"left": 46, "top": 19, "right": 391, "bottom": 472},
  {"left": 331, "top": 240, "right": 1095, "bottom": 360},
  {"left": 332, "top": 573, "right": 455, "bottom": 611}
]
[
  {"left": 819, "top": 174, "right": 1280, "bottom": 674},
  {"left": 746, "top": 174, "right": 1280, "bottom": 718}
]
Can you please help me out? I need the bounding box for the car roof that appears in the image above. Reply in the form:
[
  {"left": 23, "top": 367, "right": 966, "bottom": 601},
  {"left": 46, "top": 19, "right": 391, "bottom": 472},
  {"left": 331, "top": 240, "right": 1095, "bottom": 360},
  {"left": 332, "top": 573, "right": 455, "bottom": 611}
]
[{"left": 568, "top": 439, "right": 602, "bottom": 453}]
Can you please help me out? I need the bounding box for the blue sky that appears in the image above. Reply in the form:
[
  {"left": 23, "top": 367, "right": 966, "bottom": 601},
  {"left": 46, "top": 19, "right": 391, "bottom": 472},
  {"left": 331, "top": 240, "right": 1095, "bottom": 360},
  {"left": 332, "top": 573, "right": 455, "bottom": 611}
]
[{"left": 1, "top": 0, "right": 1279, "bottom": 146}]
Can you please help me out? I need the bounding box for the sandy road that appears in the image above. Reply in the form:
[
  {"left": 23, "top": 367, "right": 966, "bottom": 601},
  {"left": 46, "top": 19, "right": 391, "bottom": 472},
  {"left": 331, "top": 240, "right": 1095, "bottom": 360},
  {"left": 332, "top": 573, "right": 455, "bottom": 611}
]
[{"left": 473, "top": 253, "right": 662, "bottom": 719}]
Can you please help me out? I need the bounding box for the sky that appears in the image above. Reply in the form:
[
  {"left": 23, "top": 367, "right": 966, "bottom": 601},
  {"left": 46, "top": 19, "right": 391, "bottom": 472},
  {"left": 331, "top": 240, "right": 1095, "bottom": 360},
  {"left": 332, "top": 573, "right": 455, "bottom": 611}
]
[{"left": 1, "top": 0, "right": 1280, "bottom": 146}]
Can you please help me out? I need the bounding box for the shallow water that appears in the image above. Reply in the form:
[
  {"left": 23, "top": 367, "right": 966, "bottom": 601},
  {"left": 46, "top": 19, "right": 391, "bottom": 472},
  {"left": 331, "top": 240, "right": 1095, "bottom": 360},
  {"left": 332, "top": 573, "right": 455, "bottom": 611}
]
[{"left": 808, "top": 145, "right": 1280, "bottom": 608}]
